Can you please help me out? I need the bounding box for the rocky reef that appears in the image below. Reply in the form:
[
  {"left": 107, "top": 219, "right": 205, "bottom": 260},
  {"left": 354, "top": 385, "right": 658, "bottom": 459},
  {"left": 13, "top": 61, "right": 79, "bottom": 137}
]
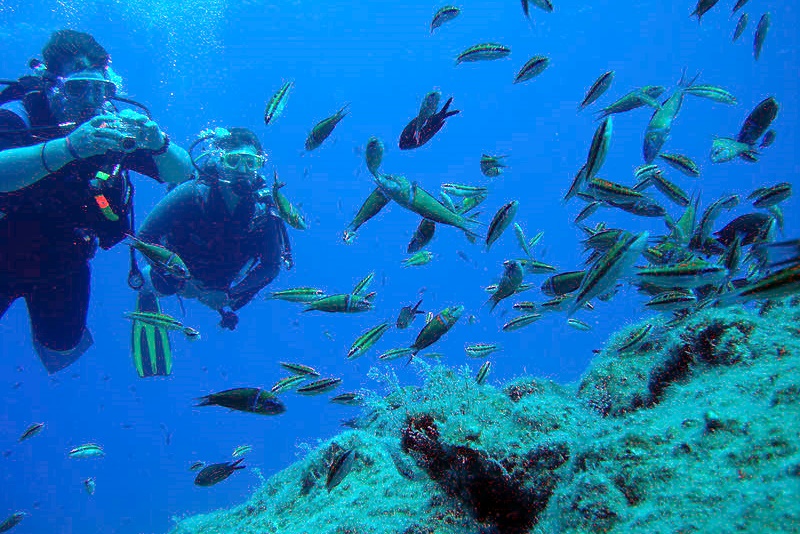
[{"left": 169, "top": 299, "right": 800, "bottom": 534}]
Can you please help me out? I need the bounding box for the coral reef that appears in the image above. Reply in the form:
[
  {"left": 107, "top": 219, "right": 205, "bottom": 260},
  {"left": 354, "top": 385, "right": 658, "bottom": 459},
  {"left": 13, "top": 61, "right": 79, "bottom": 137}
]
[{"left": 169, "top": 299, "right": 800, "bottom": 534}]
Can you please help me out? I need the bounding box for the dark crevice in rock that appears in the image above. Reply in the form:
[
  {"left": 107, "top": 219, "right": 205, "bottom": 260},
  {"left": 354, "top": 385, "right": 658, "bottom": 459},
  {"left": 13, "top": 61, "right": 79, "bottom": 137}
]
[{"left": 400, "top": 414, "right": 562, "bottom": 534}]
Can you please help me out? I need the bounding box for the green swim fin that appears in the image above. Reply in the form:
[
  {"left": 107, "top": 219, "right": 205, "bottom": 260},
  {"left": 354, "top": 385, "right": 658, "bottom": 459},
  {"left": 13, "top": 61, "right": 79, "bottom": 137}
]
[{"left": 131, "top": 292, "right": 173, "bottom": 377}]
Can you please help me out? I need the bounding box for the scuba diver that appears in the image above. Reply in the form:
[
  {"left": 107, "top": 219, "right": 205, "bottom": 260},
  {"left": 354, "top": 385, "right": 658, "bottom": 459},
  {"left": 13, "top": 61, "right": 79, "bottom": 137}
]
[
  {"left": 0, "top": 30, "right": 194, "bottom": 374},
  {"left": 131, "top": 127, "right": 292, "bottom": 377}
]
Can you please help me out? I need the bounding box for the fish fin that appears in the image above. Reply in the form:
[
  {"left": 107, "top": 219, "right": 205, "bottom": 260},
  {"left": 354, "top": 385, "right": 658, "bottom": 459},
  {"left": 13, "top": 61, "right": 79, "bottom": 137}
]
[{"left": 231, "top": 458, "right": 246, "bottom": 469}]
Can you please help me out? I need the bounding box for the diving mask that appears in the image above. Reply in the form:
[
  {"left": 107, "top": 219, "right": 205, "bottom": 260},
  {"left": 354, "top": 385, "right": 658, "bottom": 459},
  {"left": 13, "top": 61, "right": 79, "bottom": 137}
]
[{"left": 220, "top": 151, "right": 266, "bottom": 172}]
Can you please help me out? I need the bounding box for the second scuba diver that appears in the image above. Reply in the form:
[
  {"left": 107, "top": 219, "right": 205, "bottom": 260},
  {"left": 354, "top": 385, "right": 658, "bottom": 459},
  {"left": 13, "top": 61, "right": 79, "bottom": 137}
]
[{"left": 131, "top": 127, "right": 292, "bottom": 377}]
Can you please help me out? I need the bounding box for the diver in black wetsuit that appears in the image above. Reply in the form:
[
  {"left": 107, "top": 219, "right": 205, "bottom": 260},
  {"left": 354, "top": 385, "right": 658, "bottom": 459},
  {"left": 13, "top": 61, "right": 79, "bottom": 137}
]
[
  {"left": 0, "top": 30, "right": 194, "bottom": 374},
  {"left": 135, "top": 127, "right": 291, "bottom": 339}
]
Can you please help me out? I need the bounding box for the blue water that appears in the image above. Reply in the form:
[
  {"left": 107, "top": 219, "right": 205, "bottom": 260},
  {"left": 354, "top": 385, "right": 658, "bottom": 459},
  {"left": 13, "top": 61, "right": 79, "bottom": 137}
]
[{"left": 0, "top": 1, "right": 798, "bottom": 532}]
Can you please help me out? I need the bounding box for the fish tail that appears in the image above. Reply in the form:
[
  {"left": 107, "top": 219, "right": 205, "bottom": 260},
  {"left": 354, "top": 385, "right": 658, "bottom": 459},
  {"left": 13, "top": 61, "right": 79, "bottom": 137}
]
[
  {"left": 231, "top": 458, "right": 246, "bottom": 470},
  {"left": 412, "top": 299, "right": 424, "bottom": 314},
  {"left": 484, "top": 296, "right": 498, "bottom": 313},
  {"left": 440, "top": 97, "right": 454, "bottom": 115}
]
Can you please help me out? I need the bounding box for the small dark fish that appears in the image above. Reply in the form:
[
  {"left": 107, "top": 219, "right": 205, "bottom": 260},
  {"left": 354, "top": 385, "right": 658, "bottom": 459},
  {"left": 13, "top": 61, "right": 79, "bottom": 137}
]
[
  {"left": 753, "top": 13, "right": 770, "bottom": 61},
  {"left": 579, "top": 71, "right": 614, "bottom": 111},
  {"left": 486, "top": 200, "right": 519, "bottom": 250},
  {"left": 305, "top": 103, "right": 349, "bottom": 151},
  {"left": 397, "top": 299, "right": 425, "bottom": 329},
  {"left": 330, "top": 393, "right": 363, "bottom": 406},
  {"left": 18, "top": 422, "right": 45, "bottom": 442},
  {"left": 399, "top": 97, "right": 460, "bottom": 150},
  {"left": 514, "top": 56, "right": 550, "bottom": 84},
  {"left": 0, "top": 512, "right": 26, "bottom": 533},
  {"left": 430, "top": 5, "right": 460, "bottom": 32},
  {"left": 196, "top": 388, "right": 286, "bottom": 416},
  {"left": 327, "top": 448, "right": 356, "bottom": 491},
  {"left": 83, "top": 477, "right": 96, "bottom": 495},
  {"left": 738, "top": 97, "right": 779, "bottom": 146},
  {"left": 733, "top": 13, "right": 748, "bottom": 42},
  {"left": 189, "top": 461, "right": 206, "bottom": 471},
  {"left": 194, "top": 458, "right": 245, "bottom": 487},
  {"left": 480, "top": 154, "right": 507, "bottom": 177},
  {"left": 691, "top": 0, "right": 720, "bottom": 23},
  {"left": 714, "top": 212, "right": 775, "bottom": 247}
]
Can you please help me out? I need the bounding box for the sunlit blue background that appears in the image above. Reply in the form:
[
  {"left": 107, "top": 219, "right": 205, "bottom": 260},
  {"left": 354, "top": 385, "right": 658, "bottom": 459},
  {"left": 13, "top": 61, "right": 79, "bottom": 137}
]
[{"left": 0, "top": 0, "right": 797, "bottom": 532}]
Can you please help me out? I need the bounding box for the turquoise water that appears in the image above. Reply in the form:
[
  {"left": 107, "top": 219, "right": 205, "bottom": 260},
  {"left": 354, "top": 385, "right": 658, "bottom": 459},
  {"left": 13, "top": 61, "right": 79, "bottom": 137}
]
[{"left": 0, "top": 1, "right": 797, "bottom": 532}]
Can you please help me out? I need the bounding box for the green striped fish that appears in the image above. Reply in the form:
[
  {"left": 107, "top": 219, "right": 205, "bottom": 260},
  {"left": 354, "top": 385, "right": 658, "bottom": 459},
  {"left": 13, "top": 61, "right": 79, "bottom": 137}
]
[
  {"left": 475, "top": 361, "right": 492, "bottom": 385},
  {"left": 271, "top": 374, "right": 309, "bottom": 394},
  {"left": 502, "top": 313, "right": 542, "bottom": 332},
  {"left": 348, "top": 323, "right": 390, "bottom": 359},
  {"left": 568, "top": 231, "right": 649, "bottom": 316},
  {"left": 264, "top": 80, "right": 293, "bottom": 126},
  {"left": 378, "top": 347, "right": 414, "bottom": 361},
  {"left": 279, "top": 361, "right": 320, "bottom": 376},
  {"left": 456, "top": 43, "right": 511, "bottom": 64},
  {"left": 296, "top": 377, "right": 343, "bottom": 396},
  {"left": 465, "top": 343, "right": 501, "bottom": 358},
  {"left": 68, "top": 443, "right": 105, "bottom": 459},
  {"left": 268, "top": 287, "right": 325, "bottom": 303}
]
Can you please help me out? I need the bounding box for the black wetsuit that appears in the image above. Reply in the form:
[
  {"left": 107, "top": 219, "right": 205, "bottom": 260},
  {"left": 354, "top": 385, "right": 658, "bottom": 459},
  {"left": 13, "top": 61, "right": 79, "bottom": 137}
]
[
  {"left": 137, "top": 174, "right": 288, "bottom": 312},
  {"left": 0, "top": 96, "right": 161, "bottom": 371}
]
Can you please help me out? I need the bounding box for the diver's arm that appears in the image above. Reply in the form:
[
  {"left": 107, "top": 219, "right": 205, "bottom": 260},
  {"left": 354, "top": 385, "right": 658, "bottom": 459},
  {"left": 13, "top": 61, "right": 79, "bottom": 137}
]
[
  {"left": 152, "top": 141, "right": 194, "bottom": 185},
  {"left": 228, "top": 261, "right": 280, "bottom": 310},
  {"left": 0, "top": 139, "right": 74, "bottom": 193}
]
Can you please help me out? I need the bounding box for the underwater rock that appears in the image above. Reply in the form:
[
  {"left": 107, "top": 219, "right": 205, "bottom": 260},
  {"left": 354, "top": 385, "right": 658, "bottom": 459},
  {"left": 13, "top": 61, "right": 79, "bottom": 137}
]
[{"left": 169, "top": 301, "right": 800, "bottom": 534}]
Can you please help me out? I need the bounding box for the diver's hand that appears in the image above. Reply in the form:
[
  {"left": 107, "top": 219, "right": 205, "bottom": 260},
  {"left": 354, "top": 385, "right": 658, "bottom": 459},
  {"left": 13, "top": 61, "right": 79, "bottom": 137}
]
[
  {"left": 115, "top": 109, "right": 167, "bottom": 153},
  {"left": 66, "top": 114, "right": 136, "bottom": 158}
]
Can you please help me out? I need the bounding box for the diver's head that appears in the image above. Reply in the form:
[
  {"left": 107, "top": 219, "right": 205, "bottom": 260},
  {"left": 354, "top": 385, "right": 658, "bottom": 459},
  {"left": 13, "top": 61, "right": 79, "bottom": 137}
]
[
  {"left": 209, "top": 128, "right": 266, "bottom": 197},
  {"left": 42, "top": 30, "right": 117, "bottom": 124}
]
